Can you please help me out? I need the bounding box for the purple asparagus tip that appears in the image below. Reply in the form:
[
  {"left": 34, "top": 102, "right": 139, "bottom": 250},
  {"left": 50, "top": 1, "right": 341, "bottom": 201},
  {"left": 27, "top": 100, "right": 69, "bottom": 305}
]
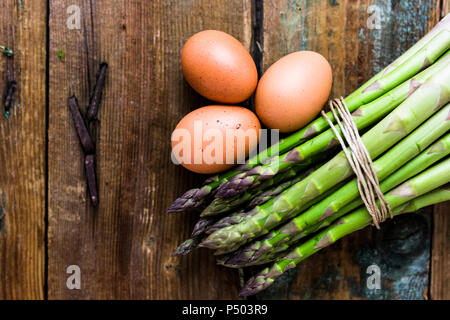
[
  {"left": 172, "top": 238, "right": 200, "bottom": 256},
  {"left": 216, "top": 176, "right": 255, "bottom": 198},
  {"left": 191, "top": 218, "right": 214, "bottom": 237},
  {"left": 166, "top": 188, "right": 199, "bottom": 213},
  {"left": 238, "top": 275, "right": 273, "bottom": 297}
]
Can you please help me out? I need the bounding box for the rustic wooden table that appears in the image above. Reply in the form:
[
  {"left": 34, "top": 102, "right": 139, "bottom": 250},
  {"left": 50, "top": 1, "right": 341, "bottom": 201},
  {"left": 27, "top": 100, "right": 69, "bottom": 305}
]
[{"left": 0, "top": 0, "right": 448, "bottom": 300}]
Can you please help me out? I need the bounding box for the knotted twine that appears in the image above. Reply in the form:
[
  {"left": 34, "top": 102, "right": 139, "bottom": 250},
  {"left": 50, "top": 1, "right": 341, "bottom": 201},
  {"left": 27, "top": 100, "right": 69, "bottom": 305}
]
[{"left": 321, "top": 97, "right": 392, "bottom": 229}]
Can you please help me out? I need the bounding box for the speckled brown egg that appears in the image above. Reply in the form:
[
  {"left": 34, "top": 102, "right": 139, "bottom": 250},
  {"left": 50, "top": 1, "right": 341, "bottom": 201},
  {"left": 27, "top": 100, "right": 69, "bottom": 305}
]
[
  {"left": 255, "top": 51, "right": 332, "bottom": 133},
  {"left": 181, "top": 30, "right": 258, "bottom": 104},
  {"left": 171, "top": 106, "right": 261, "bottom": 174}
]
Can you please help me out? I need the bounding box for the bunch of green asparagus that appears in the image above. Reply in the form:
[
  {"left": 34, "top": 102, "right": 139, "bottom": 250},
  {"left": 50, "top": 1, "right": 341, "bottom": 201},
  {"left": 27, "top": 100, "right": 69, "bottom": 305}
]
[{"left": 169, "top": 14, "right": 450, "bottom": 296}]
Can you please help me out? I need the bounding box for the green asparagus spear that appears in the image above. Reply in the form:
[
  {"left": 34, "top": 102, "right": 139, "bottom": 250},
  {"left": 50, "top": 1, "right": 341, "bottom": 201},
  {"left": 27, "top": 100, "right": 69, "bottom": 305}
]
[
  {"left": 210, "top": 181, "right": 349, "bottom": 256},
  {"left": 239, "top": 159, "right": 450, "bottom": 296},
  {"left": 206, "top": 178, "right": 348, "bottom": 235},
  {"left": 167, "top": 16, "right": 450, "bottom": 212},
  {"left": 205, "top": 209, "right": 249, "bottom": 235},
  {"left": 201, "top": 162, "right": 315, "bottom": 217},
  {"left": 220, "top": 133, "right": 450, "bottom": 267},
  {"left": 174, "top": 166, "right": 317, "bottom": 256},
  {"left": 174, "top": 170, "right": 310, "bottom": 255},
  {"left": 201, "top": 67, "right": 450, "bottom": 250},
  {"left": 246, "top": 177, "right": 306, "bottom": 210},
  {"left": 243, "top": 185, "right": 450, "bottom": 267},
  {"left": 216, "top": 50, "right": 450, "bottom": 199}
]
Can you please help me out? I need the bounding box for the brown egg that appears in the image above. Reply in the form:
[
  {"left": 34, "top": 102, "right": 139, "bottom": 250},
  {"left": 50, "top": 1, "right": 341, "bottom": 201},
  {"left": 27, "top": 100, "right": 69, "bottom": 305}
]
[
  {"left": 171, "top": 106, "right": 261, "bottom": 174},
  {"left": 255, "top": 51, "right": 332, "bottom": 133},
  {"left": 181, "top": 30, "right": 258, "bottom": 104}
]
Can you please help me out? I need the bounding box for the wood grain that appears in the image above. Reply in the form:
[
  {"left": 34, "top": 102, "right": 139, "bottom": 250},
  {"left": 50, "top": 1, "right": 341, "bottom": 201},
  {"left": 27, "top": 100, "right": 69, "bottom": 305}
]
[
  {"left": 257, "top": 0, "right": 442, "bottom": 300},
  {"left": 0, "top": 0, "right": 446, "bottom": 300},
  {"left": 431, "top": 202, "right": 450, "bottom": 300},
  {"left": 48, "top": 0, "right": 252, "bottom": 299},
  {"left": 0, "top": 0, "right": 46, "bottom": 300}
]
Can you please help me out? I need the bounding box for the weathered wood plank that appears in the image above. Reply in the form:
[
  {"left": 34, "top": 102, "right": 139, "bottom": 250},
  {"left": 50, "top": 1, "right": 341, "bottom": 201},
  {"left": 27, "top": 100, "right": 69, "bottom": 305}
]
[
  {"left": 258, "top": 0, "right": 442, "bottom": 300},
  {"left": 0, "top": 0, "right": 46, "bottom": 300},
  {"left": 430, "top": 1, "right": 450, "bottom": 301},
  {"left": 48, "top": 0, "right": 251, "bottom": 299},
  {"left": 431, "top": 202, "right": 450, "bottom": 300}
]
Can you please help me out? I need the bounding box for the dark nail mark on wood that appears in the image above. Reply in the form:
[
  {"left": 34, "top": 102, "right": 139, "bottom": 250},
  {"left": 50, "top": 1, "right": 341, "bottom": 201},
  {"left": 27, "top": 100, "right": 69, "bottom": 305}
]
[
  {"left": 68, "top": 96, "right": 95, "bottom": 154},
  {"left": 85, "top": 154, "right": 99, "bottom": 207},
  {"left": 251, "top": 0, "right": 263, "bottom": 78},
  {"left": 3, "top": 80, "right": 16, "bottom": 119},
  {"left": 0, "top": 193, "right": 6, "bottom": 232},
  {"left": 87, "top": 62, "right": 108, "bottom": 120}
]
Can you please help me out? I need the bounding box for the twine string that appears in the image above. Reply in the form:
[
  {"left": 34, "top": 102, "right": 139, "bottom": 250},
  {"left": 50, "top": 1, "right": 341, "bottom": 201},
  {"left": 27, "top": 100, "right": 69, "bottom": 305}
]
[{"left": 321, "top": 97, "right": 392, "bottom": 229}]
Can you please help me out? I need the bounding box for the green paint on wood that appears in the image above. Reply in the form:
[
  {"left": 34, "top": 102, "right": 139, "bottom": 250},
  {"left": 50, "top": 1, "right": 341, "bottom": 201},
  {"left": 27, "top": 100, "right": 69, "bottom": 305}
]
[
  {"left": 369, "top": 0, "right": 436, "bottom": 73},
  {"left": 354, "top": 212, "right": 431, "bottom": 300},
  {"left": 279, "top": 0, "right": 310, "bottom": 52},
  {"left": 329, "top": 0, "right": 339, "bottom": 6}
]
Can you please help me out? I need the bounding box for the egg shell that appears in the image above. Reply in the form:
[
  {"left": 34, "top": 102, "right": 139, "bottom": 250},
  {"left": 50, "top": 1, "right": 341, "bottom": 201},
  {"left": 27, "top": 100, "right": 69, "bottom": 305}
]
[
  {"left": 181, "top": 30, "right": 258, "bottom": 104},
  {"left": 171, "top": 106, "right": 261, "bottom": 174},
  {"left": 255, "top": 51, "right": 332, "bottom": 133}
]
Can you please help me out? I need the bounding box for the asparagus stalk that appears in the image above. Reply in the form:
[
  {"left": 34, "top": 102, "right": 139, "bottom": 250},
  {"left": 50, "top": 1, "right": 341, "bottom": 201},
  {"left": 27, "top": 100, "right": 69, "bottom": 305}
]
[
  {"left": 220, "top": 132, "right": 450, "bottom": 267},
  {"left": 205, "top": 209, "right": 249, "bottom": 235},
  {"left": 201, "top": 67, "right": 450, "bottom": 251},
  {"left": 201, "top": 162, "right": 315, "bottom": 217},
  {"left": 216, "top": 51, "right": 450, "bottom": 199},
  {"left": 174, "top": 171, "right": 308, "bottom": 255},
  {"left": 388, "top": 187, "right": 450, "bottom": 214},
  {"left": 175, "top": 166, "right": 316, "bottom": 256},
  {"left": 246, "top": 177, "right": 306, "bottom": 210},
  {"left": 240, "top": 159, "right": 450, "bottom": 296},
  {"left": 206, "top": 178, "right": 348, "bottom": 235},
  {"left": 167, "top": 17, "right": 450, "bottom": 212},
  {"left": 201, "top": 153, "right": 334, "bottom": 217},
  {"left": 240, "top": 185, "right": 450, "bottom": 267}
]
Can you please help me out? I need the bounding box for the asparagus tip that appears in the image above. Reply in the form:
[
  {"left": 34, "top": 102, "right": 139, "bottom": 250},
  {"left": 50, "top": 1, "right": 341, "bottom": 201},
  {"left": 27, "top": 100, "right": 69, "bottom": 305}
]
[
  {"left": 238, "top": 277, "right": 273, "bottom": 297},
  {"left": 172, "top": 238, "right": 200, "bottom": 256}
]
